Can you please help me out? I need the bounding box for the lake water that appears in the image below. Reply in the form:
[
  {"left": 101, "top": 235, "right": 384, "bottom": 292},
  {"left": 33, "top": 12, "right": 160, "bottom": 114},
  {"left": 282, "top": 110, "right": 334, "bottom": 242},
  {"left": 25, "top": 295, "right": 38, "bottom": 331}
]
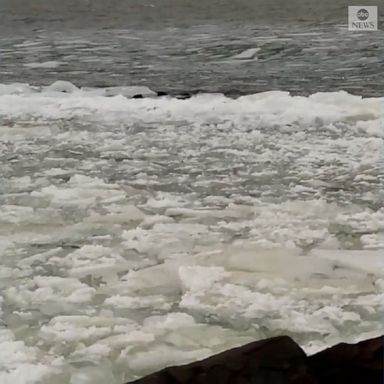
[
  {"left": 0, "top": 1, "right": 383, "bottom": 384},
  {"left": 0, "top": 0, "right": 383, "bottom": 95}
]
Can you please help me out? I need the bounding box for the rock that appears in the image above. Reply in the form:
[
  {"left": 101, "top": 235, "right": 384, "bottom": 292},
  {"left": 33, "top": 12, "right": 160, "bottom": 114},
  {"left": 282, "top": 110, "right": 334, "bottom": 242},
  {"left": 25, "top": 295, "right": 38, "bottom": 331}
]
[
  {"left": 126, "top": 335, "right": 383, "bottom": 384},
  {"left": 127, "top": 336, "right": 313, "bottom": 384},
  {"left": 175, "top": 92, "right": 191, "bottom": 100},
  {"left": 104, "top": 86, "right": 156, "bottom": 98},
  {"left": 308, "top": 335, "right": 383, "bottom": 384}
]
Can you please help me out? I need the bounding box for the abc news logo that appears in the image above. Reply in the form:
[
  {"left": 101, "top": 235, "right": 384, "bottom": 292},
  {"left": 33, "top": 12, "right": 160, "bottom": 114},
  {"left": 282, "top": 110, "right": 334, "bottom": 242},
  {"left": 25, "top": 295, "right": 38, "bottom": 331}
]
[{"left": 348, "top": 6, "right": 378, "bottom": 30}]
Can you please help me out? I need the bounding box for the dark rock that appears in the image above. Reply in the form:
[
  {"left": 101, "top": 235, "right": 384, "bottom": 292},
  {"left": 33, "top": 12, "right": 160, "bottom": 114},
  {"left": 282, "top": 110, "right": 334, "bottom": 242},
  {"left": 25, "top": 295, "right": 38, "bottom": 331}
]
[
  {"left": 308, "top": 335, "right": 383, "bottom": 384},
  {"left": 175, "top": 93, "right": 191, "bottom": 100},
  {"left": 127, "top": 336, "right": 313, "bottom": 384},
  {"left": 156, "top": 91, "right": 168, "bottom": 97},
  {"left": 132, "top": 94, "right": 144, "bottom": 99},
  {"left": 126, "top": 335, "right": 383, "bottom": 384}
]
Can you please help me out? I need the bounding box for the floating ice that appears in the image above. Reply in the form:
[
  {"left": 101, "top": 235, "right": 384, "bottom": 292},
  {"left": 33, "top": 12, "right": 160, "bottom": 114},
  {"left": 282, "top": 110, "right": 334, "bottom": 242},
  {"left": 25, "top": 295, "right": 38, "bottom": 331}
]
[
  {"left": 30, "top": 174, "right": 126, "bottom": 208},
  {"left": 231, "top": 47, "right": 260, "bottom": 60},
  {"left": 43, "top": 80, "right": 79, "bottom": 93},
  {"left": 0, "top": 85, "right": 383, "bottom": 383},
  {"left": 310, "top": 249, "right": 384, "bottom": 277},
  {"left": 0, "top": 83, "right": 35, "bottom": 95}
]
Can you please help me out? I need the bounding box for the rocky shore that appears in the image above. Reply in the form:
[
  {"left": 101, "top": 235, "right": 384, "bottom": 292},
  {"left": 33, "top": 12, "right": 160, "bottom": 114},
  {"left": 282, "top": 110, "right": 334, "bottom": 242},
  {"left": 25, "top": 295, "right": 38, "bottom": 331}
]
[{"left": 127, "top": 335, "right": 383, "bottom": 384}]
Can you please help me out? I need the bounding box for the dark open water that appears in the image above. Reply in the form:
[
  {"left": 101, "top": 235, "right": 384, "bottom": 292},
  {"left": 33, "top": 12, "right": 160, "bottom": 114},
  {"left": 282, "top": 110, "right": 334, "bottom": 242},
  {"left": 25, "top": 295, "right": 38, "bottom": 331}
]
[{"left": 0, "top": 0, "right": 383, "bottom": 96}]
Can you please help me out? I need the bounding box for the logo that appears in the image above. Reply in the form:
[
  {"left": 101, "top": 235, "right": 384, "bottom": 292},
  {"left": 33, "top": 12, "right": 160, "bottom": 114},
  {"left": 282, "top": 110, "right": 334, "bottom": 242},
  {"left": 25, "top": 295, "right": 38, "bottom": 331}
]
[
  {"left": 356, "top": 8, "right": 369, "bottom": 21},
  {"left": 348, "top": 6, "right": 378, "bottom": 30}
]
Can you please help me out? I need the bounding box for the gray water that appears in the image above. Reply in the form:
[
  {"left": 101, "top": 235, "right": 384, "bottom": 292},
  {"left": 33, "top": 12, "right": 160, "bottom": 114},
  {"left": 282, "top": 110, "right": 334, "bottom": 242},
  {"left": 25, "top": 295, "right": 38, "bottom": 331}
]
[
  {"left": 1, "top": 2, "right": 384, "bottom": 384},
  {"left": 0, "top": 0, "right": 383, "bottom": 96}
]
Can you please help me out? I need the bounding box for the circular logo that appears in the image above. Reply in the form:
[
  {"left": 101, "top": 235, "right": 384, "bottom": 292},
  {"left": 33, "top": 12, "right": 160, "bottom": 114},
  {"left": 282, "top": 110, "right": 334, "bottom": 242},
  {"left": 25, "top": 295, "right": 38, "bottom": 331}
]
[{"left": 357, "top": 8, "right": 369, "bottom": 21}]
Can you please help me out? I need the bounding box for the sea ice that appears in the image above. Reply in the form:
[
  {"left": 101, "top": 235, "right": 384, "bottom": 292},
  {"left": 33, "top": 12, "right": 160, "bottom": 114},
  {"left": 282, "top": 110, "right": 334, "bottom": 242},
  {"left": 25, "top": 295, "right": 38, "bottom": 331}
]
[{"left": 0, "top": 83, "right": 382, "bottom": 383}]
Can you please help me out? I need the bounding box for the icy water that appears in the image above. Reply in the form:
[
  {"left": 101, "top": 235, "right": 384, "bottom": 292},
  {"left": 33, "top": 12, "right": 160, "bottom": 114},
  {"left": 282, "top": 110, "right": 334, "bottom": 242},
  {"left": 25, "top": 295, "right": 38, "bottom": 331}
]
[{"left": 0, "top": 1, "right": 384, "bottom": 384}]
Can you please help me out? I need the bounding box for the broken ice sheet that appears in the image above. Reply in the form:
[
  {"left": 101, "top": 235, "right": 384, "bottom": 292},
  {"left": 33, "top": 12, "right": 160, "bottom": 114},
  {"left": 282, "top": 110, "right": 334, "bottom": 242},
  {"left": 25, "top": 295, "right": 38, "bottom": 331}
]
[{"left": 0, "top": 86, "right": 383, "bottom": 383}]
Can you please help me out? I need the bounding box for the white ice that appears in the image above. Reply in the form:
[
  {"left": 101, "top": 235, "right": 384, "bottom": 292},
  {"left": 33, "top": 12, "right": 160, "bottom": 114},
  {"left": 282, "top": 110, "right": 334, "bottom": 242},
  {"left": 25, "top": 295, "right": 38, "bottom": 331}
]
[
  {"left": 0, "top": 82, "right": 383, "bottom": 384},
  {"left": 230, "top": 47, "right": 260, "bottom": 60}
]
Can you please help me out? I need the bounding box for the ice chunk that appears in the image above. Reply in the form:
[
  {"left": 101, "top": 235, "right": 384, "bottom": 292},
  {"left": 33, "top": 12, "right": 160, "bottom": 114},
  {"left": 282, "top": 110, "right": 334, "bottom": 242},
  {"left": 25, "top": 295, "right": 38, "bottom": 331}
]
[
  {"left": 104, "top": 294, "right": 171, "bottom": 311},
  {"left": 40, "top": 315, "right": 137, "bottom": 344},
  {"left": 44, "top": 80, "right": 79, "bottom": 93},
  {"left": 85, "top": 205, "right": 145, "bottom": 224},
  {"left": 30, "top": 175, "right": 126, "bottom": 208},
  {"left": 0, "top": 364, "right": 54, "bottom": 384},
  {"left": 69, "top": 364, "right": 117, "bottom": 384},
  {"left": 97, "top": 331, "right": 155, "bottom": 349},
  {"left": 117, "top": 263, "right": 181, "bottom": 294},
  {"left": 231, "top": 47, "right": 260, "bottom": 60},
  {"left": 0, "top": 331, "right": 54, "bottom": 384},
  {"left": 0, "top": 205, "right": 35, "bottom": 224},
  {"left": 0, "top": 83, "right": 35, "bottom": 95},
  {"left": 50, "top": 245, "right": 128, "bottom": 279},
  {"left": 4, "top": 276, "right": 96, "bottom": 312},
  {"left": 310, "top": 249, "right": 384, "bottom": 276},
  {"left": 125, "top": 345, "right": 211, "bottom": 372},
  {"left": 142, "top": 313, "right": 196, "bottom": 331},
  {"left": 179, "top": 266, "right": 230, "bottom": 292},
  {"left": 225, "top": 247, "right": 334, "bottom": 281}
]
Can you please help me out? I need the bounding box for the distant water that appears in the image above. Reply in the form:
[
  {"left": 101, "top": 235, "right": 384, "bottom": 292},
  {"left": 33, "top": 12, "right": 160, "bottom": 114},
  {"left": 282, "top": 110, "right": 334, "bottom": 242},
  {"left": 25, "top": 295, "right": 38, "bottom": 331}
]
[
  {"left": 0, "top": 0, "right": 383, "bottom": 96},
  {"left": 1, "top": 2, "right": 384, "bottom": 384}
]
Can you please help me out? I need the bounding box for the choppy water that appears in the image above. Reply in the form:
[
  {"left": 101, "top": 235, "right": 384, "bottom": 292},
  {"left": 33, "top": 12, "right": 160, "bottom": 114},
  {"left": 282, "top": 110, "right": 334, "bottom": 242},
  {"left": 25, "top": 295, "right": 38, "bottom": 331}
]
[{"left": 0, "top": 0, "right": 384, "bottom": 95}]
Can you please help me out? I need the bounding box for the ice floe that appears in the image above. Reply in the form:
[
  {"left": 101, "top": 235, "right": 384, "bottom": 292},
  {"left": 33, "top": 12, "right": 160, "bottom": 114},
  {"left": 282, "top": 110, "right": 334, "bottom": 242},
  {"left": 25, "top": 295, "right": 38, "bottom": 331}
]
[
  {"left": 230, "top": 47, "right": 260, "bottom": 60},
  {"left": 0, "top": 83, "right": 383, "bottom": 383}
]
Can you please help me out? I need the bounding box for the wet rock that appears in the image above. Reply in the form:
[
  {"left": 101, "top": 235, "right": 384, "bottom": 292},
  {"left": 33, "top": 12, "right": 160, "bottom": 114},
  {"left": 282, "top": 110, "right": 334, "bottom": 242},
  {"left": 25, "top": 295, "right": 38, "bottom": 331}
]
[
  {"left": 175, "top": 92, "right": 191, "bottom": 100},
  {"left": 127, "top": 336, "right": 313, "bottom": 384},
  {"left": 104, "top": 86, "right": 156, "bottom": 98},
  {"left": 308, "top": 335, "right": 383, "bottom": 384},
  {"left": 126, "top": 335, "right": 383, "bottom": 384}
]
